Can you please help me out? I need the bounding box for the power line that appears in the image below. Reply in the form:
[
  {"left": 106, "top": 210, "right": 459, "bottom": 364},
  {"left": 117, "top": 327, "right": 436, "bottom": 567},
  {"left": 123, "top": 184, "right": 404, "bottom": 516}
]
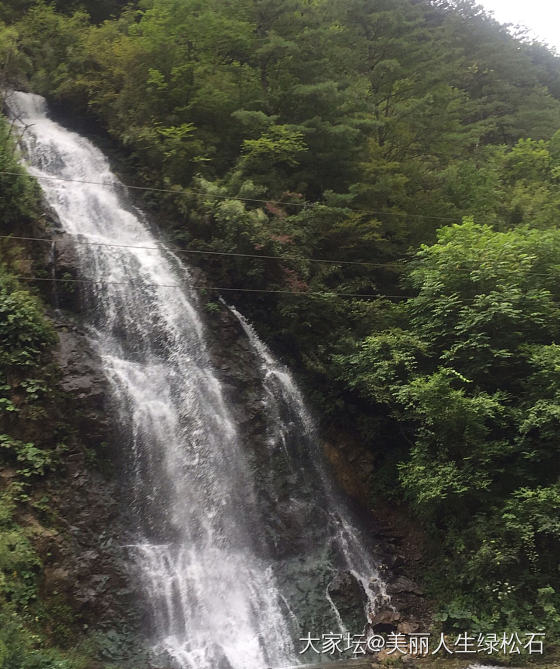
[
  {"left": 0, "top": 169, "right": 466, "bottom": 223},
  {"left": 8, "top": 274, "right": 549, "bottom": 303},
  {"left": 1, "top": 159, "right": 553, "bottom": 278},
  {"left": 2, "top": 233, "right": 559, "bottom": 278},
  {"left": 7, "top": 274, "right": 393, "bottom": 298},
  {"left": 0, "top": 232, "right": 407, "bottom": 269}
]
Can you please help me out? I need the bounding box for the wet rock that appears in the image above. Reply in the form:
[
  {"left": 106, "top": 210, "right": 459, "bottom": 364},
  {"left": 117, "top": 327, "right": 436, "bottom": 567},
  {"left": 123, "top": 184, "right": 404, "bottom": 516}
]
[
  {"left": 53, "top": 235, "right": 80, "bottom": 275},
  {"left": 54, "top": 325, "right": 106, "bottom": 403},
  {"left": 323, "top": 432, "right": 375, "bottom": 507},
  {"left": 51, "top": 235, "right": 83, "bottom": 310},
  {"left": 43, "top": 565, "right": 72, "bottom": 595},
  {"left": 386, "top": 576, "right": 424, "bottom": 596},
  {"left": 328, "top": 571, "right": 368, "bottom": 633},
  {"left": 369, "top": 607, "right": 400, "bottom": 634},
  {"left": 52, "top": 322, "right": 111, "bottom": 453},
  {"left": 22, "top": 311, "right": 144, "bottom": 661}
]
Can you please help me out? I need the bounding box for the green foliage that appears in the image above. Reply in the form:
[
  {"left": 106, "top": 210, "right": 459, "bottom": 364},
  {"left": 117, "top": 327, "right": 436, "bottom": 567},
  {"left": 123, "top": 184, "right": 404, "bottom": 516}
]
[
  {"left": 234, "top": 124, "right": 308, "bottom": 191},
  {"left": 203, "top": 300, "right": 222, "bottom": 314},
  {"left": 0, "top": 115, "right": 39, "bottom": 222},
  {"left": 13, "top": 0, "right": 560, "bottom": 205},
  {"left": 0, "top": 487, "right": 41, "bottom": 612},
  {"left": 0, "top": 275, "right": 56, "bottom": 369},
  {"left": 0, "top": 604, "right": 83, "bottom": 668},
  {"left": 0, "top": 435, "right": 54, "bottom": 477},
  {"left": 336, "top": 221, "right": 560, "bottom": 633}
]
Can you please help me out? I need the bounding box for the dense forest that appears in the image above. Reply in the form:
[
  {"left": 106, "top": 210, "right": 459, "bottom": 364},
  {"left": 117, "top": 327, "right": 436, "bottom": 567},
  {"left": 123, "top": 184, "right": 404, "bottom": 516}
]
[{"left": 1, "top": 0, "right": 560, "bottom": 665}]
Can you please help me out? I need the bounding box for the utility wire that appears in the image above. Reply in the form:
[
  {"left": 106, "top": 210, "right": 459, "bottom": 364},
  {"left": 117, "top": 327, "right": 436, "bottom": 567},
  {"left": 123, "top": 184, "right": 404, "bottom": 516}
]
[
  {"left": 8, "top": 274, "right": 547, "bottom": 302},
  {"left": 7, "top": 274, "right": 395, "bottom": 299},
  {"left": 2, "top": 233, "right": 559, "bottom": 278},
  {"left": 0, "top": 169, "right": 470, "bottom": 223},
  {"left": 2, "top": 169, "right": 554, "bottom": 277},
  {"left": 0, "top": 232, "right": 407, "bottom": 269}
]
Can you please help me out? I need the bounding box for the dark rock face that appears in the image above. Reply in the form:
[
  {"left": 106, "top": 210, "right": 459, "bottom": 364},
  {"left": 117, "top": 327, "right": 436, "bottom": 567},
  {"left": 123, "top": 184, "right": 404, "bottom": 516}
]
[
  {"left": 368, "top": 606, "right": 401, "bottom": 634},
  {"left": 40, "top": 472, "right": 133, "bottom": 625},
  {"left": 54, "top": 324, "right": 105, "bottom": 402},
  {"left": 38, "top": 314, "right": 146, "bottom": 661},
  {"left": 387, "top": 576, "right": 424, "bottom": 597},
  {"left": 328, "top": 571, "right": 368, "bottom": 632},
  {"left": 51, "top": 234, "right": 84, "bottom": 312},
  {"left": 368, "top": 507, "right": 432, "bottom": 636},
  {"left": 204, "top": 303, "right": 313, "bottom": 559}
]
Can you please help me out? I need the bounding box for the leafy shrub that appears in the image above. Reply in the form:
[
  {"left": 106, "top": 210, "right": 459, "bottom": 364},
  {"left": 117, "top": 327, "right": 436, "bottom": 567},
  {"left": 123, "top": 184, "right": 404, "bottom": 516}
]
[{"left": 336, "top": 221, "right": 560, "bottom": 632}]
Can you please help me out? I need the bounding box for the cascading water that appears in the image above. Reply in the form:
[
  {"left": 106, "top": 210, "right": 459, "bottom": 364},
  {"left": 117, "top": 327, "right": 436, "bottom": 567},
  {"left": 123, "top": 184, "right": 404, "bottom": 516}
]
[
  {"left": 7, "top": 91, "right": 388, "bottom": 668},
  {"left": 227, "top": 305, "right": 389, "bottom": 616}
]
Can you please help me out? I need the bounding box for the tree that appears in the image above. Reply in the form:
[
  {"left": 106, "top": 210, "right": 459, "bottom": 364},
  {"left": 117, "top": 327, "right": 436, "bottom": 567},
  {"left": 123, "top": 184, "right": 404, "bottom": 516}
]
[{"left": 335, "top": 220, "right": 560, "bottom": 631}]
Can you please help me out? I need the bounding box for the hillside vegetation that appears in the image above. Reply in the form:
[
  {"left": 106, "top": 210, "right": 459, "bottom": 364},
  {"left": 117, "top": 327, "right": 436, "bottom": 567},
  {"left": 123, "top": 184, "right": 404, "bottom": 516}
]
[{"left": 1, "top": 0, "right": 560, "bottom": 657}]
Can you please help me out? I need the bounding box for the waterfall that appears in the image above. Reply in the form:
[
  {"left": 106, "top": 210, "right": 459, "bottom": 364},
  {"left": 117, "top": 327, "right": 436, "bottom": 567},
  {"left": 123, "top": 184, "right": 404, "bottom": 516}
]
[{"left": 7, "top": 91, "right": 387, "bottom": 669}]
